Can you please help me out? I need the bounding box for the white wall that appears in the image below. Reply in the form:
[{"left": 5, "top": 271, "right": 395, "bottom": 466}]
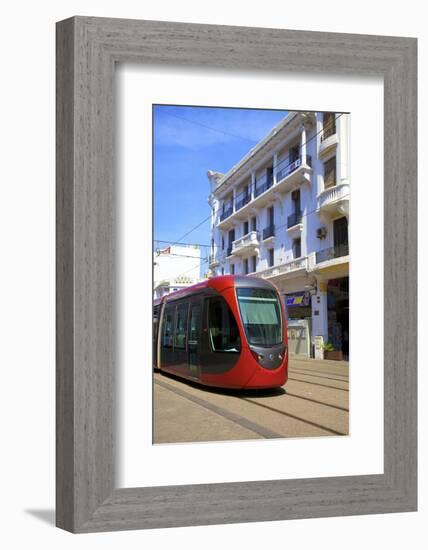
[
  {"left": 0, "top": 1, "right": 425, "bottom": 548},
  {"left": 154, "top": 245, "right": 201, "bottom": 285}
]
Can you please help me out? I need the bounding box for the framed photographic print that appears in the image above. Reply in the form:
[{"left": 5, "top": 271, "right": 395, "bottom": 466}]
[{"left": 56, "top": 16, "right": 417, "bottom": 533}]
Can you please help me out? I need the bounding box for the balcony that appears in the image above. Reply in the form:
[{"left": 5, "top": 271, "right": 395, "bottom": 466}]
[
  {"left": 287, "top": 210, "right": 303, "bottom": 228},
  {"left": 319, "top": 128, "right": 338, "bottom": 158},
  {"left": 217, "top": 155, "right": 312, "bottom": 229},
  {"left": 254, "top": 174, "right": 274, "bottom": 198},
  {"left": 287, "top": 210, "right": 303, "bottom": 237},
  {"left": 235, "top": 193, "right": 251, "bottom": 211},
  {"left": 276, "top": 154, "right": 311, "bottom": 181},
  {"left": 320, "top": 125, "right": 336, "bottom": 142},
  {"left": 274, "top": 155, "right": 312, "bottom": 194},
  {"left": 253, "top": 256, "right": 308, "bottom": 281},
  {"left": 315, "top": 243, "right": 349, "bottom": 264},
  {"left": 317, "top": 183, "right": 349, "bottom": 218},
  {"left": 208, "top": 254, "right": 220, "bottom": 268},
  {"left": 219, "top": 206, "right": 233, "bottom": 222},
  {"left": 262, "top": 224, "right": 275, "bottom": 241},
  {"left": 231, "top": 231, "right": 260, "bottom": 257}
]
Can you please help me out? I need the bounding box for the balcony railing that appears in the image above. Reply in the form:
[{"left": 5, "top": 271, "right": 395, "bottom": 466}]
[
  {"left": 208, "top": 254, "right": 220, "bottom": 266},
  {"left": 320, "top": 125, "right": 336, "bottom": 142},
  {"left": 235, "top": 194, "right": 250, "bottom": 211},
  {"left": 231, "top": 231, "right": 260, "bottom": 255},
  {"left": 287, "top": 210, "right": 303, "bottom": 228},
  {"left": 317, "top": 183, "right": 350, "bottom": 212},
  {"left": 253, "top": 256, "right": 308, "bottom": 279},
  {"left": 262, "top": 225, "right": 275, "bottom": 240},
  {"left": 254, "top": 174, "right": 274, "bottom": 198},
  {"left": 315, "top": 243, "right": 349, "bottom": 264},
  {"left": 219, "top": 206, "right": 233, "bottom": 222},
  {"left": 276, "top": 154, "right": 312, "bottom": 183}
]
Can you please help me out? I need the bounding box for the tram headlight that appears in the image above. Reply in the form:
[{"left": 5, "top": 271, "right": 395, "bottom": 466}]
[{"left": 250, "top": 349, "right": 264, "bottom": 364}]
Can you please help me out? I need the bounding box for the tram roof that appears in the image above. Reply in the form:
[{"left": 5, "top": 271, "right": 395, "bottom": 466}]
[{"left": 153, "top": 275, "right": 277, "bottom": 306}]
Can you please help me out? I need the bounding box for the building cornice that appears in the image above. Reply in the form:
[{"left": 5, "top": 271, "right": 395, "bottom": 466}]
[{"left": 210, "top": 111, "right": 315, "bottom": 198}]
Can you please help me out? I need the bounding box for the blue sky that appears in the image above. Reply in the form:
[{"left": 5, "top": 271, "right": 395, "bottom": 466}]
[{"left": 153, "top": 105, "right": 289, "bottom": 273}]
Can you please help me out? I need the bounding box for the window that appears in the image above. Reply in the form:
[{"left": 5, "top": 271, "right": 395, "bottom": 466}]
[
  {"left": 174, "top": 304, "right": 188, "bottom": 350},
  {"left": 268, "top": 248, "right": 274, "bottom": 267},
  {"left": 207, "top": 298, "right": 241, "bottom": 353},
  {"left": 268, "top": 206, "right": 274, "bottom": 227},
  {"left": 222, "top": 236, "right": 224, "bottom": 250},
  {"left": 243, "top": 258, "right": 249, "bottom": 275},
  {"left": 293, "top": 237, "right": 301, "bottom": 259},
  {"left": 231, "top": 264, "right": 235, "bottom": 275},
  {"left": 291, "top": 189, "right": 301, "bottom": 213},
  {"left": 323, "top": 112, "right": 336, "bottom": 139},
  {"left": 333, "top": 216, "right": 349, "bottom": 253},
  {"left": 162, "top": 307, "right": 175, "bottom": 348},
  {"left": 236, "top": 287, "right": 283, "bottom": 347},
  {"left": 243, "top": 220, "right": 249, "bottom": 235},
  {"left": 189, "top": 305, "right": 200, "bottom": 343},
  {"left": 251, "top": 216, "right": 257, "bottom": 231},
  {"left": 251, "top": 255, "right": 257, "bottom": 273},
  {"left": 324, "top": 156, "right": 336, "bottom": 189},
  {"left": 221, "top": 267, "right": 224, "bottom": 276},
  {"left": 290, "top": 144, "right": 300, "bottom": 163},
  {"left": 267, "top": 165, "right": 274, "bottom": 185}
]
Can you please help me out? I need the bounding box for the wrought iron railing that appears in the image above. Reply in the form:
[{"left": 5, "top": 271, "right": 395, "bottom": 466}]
[
  {"left": 219, "top": 206, "right": 233, "bottom": 222},
  {"left": 320, "top": 124, "right": 336, "bottom": 142},
  {"left": 287, "top": 210, "right": 303, "bottom": 228},
  {"left": 254, "top": 174, "right": 274, "bottom": 198},
  {"left": 262, "top": 225, "right": 275, "bottom": 240},
  {"left": 235, "top": 194, "right": 250, "bottom": 210},
  {"left": 276, "top": 154, "right": 312, "bottom": 182}
]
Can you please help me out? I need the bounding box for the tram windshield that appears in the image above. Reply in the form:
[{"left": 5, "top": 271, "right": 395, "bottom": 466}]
[{"left": 236, "top": 287, "right": 283, "bottom": 347}]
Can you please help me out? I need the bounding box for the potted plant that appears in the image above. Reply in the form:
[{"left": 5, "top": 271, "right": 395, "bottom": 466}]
[{"left": 322, "top": 341, "right": 343, "bottom": 361}]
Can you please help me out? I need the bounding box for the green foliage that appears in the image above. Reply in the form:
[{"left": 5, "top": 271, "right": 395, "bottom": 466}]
[{"left": 322, "top": 341, "right": 335, "bottom": 352}]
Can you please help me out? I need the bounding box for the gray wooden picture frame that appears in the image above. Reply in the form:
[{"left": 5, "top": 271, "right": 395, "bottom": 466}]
[{"left": 56, "top": 16, "right": 417, "bottom": 533}]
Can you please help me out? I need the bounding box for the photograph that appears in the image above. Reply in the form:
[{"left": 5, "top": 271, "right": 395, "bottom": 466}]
[{"left": 152, "top": 105, "right": 350, "bottom": 444}]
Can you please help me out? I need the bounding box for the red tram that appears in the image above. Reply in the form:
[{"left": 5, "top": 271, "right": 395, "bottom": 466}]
[{"left": 153, "top": 275, "right": 288, "bottom": 389}]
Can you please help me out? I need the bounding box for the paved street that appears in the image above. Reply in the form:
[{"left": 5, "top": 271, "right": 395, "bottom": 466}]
[{"left": 153, "top": 357, "right": 349, "bottom": 444}]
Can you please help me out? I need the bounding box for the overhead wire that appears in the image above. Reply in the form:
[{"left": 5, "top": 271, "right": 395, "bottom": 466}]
[{"left": 156, "top": 112, "right": 346, "bottom": 281}]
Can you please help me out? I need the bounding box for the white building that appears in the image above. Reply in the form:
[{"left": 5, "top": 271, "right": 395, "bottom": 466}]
[
  {"left": 207, "top": 111, "right": 350, "bottom": 359},
  {"left": 153, "top": 244, "right": 202, "bottom": 299}
]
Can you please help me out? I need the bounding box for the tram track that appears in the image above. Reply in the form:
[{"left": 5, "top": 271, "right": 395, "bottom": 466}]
[
  {"left": 289, "top": 366, "right": 349, "bottom": 379},
  {"left": 289, "top": 368, "right": 349, "bottom": 382},
  {"left": 287, "top": 376, "right": 349, "bottom": 392},
  {"left": 155, "top": 378, "right": 284, "bottom": 439},
  {"left": 239, "top": 396, "right": 346, "bottom": 436},
  {"left": 283, "top": 390, "right": 349, "bottom": 412},
  {"left": 155, "top": 374, "right": 348, "bottom": 439}
]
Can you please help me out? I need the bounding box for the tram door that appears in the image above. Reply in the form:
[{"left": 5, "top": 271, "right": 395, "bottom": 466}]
[{"left": 188, "top": 303, "right": 201, "bottom": 379}]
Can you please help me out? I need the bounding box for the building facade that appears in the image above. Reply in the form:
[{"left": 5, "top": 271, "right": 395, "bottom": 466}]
[
  {"left": 207, "top": 111, "right": 349, "bottom": 359},
  {"left": 153, "top": 244, "right": 202, "bottom": 300}
]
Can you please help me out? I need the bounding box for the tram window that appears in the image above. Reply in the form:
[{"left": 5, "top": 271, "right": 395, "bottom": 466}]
[
  {"left": 174, "top": 304, "right": 188, "bottom": 350},
  {"left": 162, "top": 307, "right": 174, "bottom": 348},
  {"left": 207, "top": 298, "right": 241, "bottom": 353},
  {"left": 236, "top": 287, "right": 282, "bottom": 347},
  {"left": 189, "top": 306, "right": 200, "bottom": 342}
]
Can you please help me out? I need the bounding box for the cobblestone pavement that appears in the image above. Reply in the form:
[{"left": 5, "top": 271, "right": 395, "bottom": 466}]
[{"left": 153, "top": 357, "right": 349, "bottom": 444}]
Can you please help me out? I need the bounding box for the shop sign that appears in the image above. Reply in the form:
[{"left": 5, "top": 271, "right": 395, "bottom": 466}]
[{"left": 285, "top": 291, "right": 311, "bottom": 307}]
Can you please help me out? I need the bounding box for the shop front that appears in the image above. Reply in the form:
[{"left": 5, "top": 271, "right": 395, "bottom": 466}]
[{"left": 327, "top": 276, "right": 349, "bottom": 360}]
